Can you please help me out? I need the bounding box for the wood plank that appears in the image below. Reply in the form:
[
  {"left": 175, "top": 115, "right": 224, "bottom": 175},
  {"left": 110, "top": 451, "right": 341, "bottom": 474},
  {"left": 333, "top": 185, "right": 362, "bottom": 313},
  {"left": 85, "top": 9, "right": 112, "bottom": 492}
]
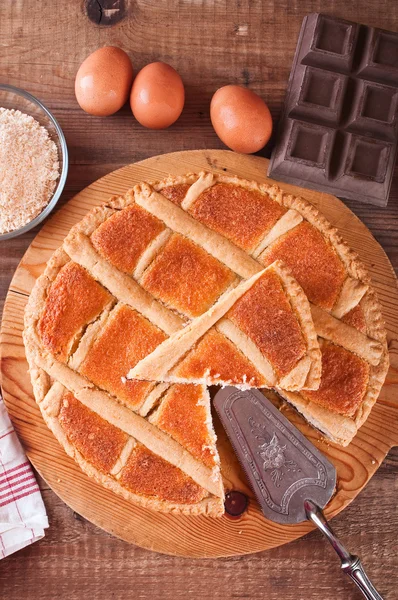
[{"left": 0, "top": 470, "right": 397, "bottom": 599}]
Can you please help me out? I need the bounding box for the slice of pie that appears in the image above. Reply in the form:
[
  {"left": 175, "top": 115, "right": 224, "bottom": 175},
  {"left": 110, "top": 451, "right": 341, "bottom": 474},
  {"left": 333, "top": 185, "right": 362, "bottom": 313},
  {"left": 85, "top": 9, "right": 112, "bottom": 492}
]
[
  {"left": 23, "top": 170, "right": 389, "bottom": 518},
  {"left": 128, "top": 261, "right": 321, "bottom": 392}
]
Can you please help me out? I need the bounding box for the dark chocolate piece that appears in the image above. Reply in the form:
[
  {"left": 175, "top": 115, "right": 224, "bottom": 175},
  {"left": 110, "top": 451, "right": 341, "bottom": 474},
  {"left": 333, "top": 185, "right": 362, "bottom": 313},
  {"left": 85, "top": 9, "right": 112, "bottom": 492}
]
[
  {"left": 268, "top": 13, "right": 398, "bottom": 207},
  {"left": 213, "top": 387, "right": 336, "bottom": 525},
  {"left": 224, "top": 491, "right": 249, "bottom": 517}
]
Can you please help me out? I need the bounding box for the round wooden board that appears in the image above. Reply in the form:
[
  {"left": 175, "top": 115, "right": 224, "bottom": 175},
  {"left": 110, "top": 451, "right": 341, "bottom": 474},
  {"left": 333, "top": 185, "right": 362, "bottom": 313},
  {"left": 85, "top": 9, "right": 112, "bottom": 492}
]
[{"left": 1, "top": 150, "right": 398, "bottom": 558}]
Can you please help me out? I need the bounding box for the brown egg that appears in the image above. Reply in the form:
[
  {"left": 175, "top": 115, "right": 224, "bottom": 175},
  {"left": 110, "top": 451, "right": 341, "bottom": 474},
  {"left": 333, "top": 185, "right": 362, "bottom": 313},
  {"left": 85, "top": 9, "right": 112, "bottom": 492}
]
[
  {"left": 210, "top": 85, "right": 273, "bottom": 154},
  {"left": 75, "top": 46, "right": 133, "bottom": 116},
  {"left": 130, "top": 62, "right": 184, "bottom": 129}
]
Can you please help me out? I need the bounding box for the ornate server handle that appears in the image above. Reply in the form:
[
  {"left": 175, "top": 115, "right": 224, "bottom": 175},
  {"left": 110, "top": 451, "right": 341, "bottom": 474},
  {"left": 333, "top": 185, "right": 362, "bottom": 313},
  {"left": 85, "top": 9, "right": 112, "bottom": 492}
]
[{"left": 304, "top": 500, "right": 384, "bottom": 600}]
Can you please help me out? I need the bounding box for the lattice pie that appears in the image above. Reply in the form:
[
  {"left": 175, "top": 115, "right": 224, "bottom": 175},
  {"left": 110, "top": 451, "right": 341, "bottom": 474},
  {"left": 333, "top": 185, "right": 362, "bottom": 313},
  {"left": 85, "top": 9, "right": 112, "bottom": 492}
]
[{"left": 24, "top": 172, "right": 389, "bottom": 516}]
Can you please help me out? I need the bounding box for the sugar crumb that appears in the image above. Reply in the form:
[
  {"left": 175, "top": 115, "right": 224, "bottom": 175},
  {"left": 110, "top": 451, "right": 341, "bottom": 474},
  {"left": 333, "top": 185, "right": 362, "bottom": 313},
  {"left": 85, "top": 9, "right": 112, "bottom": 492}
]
[{"left": 0, "top": 108, "right": 60, "bottom": 234}]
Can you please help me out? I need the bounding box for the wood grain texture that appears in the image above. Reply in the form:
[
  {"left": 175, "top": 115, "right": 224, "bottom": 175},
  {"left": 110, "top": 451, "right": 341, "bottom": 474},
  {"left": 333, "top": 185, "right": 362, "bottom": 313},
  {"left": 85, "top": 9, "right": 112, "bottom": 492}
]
[
  {"left": 0, "top": 0, "right": 397, "bottom": 597},
  {"left": 1, "top": 149, "right": 398, "bottom": 561}
]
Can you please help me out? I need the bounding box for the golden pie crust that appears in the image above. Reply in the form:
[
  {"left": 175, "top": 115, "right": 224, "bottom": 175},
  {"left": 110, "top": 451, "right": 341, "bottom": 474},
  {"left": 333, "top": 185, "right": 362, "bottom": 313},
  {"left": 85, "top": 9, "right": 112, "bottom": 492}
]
[{"left": 24, "top": 171, "right": 389, "bottom": 518}]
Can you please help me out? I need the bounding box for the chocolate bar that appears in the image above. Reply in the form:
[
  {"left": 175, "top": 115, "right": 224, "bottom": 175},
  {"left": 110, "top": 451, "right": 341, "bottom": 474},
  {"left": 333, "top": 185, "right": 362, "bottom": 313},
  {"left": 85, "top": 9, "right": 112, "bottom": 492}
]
[{"left": 268, "top": 13, "right": 398, "bottom": 207}]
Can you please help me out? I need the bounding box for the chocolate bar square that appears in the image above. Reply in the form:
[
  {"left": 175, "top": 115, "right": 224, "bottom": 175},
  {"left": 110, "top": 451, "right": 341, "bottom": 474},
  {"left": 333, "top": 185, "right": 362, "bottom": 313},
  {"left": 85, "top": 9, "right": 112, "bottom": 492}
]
[{"left": 345, "top": 135, "right": 391, "bottom": 182}]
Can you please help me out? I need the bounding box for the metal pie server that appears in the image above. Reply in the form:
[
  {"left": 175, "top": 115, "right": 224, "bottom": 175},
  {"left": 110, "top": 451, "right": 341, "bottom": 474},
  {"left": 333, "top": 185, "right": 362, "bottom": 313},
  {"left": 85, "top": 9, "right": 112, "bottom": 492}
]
[{"left": 213, "top": 387, "right": 383, "bottom": 600}]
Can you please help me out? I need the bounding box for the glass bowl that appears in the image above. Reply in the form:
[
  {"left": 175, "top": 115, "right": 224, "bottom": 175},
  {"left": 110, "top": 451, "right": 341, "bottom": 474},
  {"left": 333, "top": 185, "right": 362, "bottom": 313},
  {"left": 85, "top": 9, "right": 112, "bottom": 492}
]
[{"left": 0, "top": 84, "right": 68, "bottom": 241}]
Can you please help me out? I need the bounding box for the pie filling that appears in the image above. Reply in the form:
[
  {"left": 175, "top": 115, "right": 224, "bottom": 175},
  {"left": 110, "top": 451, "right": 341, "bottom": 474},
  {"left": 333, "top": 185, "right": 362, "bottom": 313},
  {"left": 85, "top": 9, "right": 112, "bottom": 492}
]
[
  {"left": 261, "top": 221, "right": 346, "bottom": 310},
  {"left": 301, "top": 341, "right": 370, "bottom": 417},
  {"left": 160, "top": 183, "right": 190, "bottom": 206},
  {"left": 172, "top": 329, "right": 267, "bottom": 387},
  {"left": 227, "top": 269, "right": 306, "bottom": 377},
  {"left": 189, "top": 183, "right": 286, "bottom": 252},
  {"left": 79, "top": 304, "right": 167, "bottom": 409},
  {"left": 140, "top": 233, "right": 236, "bottom": 317},
  {"left": 341, "top": 304, "right": 367, "bottom": 334},
  {"left": 59, "top": 392, "right": 128, "bottom": 474},
  {"left": 91, "top": 203, "right": 165, "bottom": 274},
  {"left": 151, "top": 384, "right": 217, "bottom": 469},
  {"left": 119, "top": 444, "right": 208, "bottom": 504},
  {"left": 37, "top": 262, "right": 112, "bottom": 362}
]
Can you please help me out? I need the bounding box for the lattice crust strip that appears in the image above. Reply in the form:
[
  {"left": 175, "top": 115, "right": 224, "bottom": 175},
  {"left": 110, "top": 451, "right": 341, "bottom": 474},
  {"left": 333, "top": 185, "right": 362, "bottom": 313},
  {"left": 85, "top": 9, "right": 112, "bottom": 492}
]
[{"left": 23, "top": 171, "right": 390, "bottom": 518}]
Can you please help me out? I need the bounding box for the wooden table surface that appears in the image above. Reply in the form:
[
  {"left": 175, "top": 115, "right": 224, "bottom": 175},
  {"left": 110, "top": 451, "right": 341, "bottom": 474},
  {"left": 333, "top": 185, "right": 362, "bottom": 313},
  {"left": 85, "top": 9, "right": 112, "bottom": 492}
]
[{"left": 0, "top": 1, "right": 397, "bottom": 599}]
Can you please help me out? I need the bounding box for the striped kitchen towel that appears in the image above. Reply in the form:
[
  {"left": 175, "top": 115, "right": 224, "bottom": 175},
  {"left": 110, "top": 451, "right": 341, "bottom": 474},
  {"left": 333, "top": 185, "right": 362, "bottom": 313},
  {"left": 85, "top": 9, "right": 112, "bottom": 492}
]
[{"left": 0, "top": 396, "right": 48, "bottom": 558}]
